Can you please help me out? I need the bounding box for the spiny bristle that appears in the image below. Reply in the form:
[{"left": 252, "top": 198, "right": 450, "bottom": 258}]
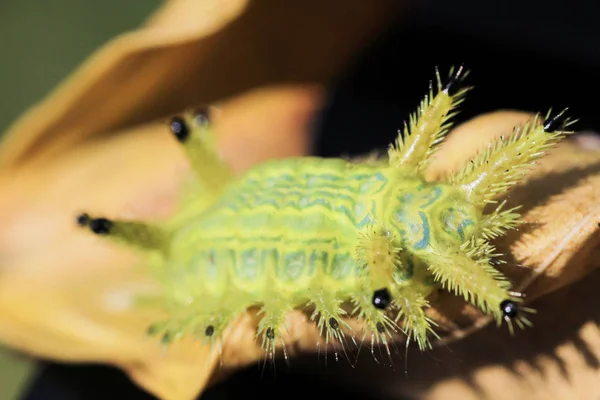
[
  {"left": 451, "top": 109, "right": 577, "bottom": 206},
  {"left": 389, "top": 65, "right": 473, "bottom": 172},
  {"left": 441, "top": 64, "right": 469, "bottom": 96},
  {"left": 543, "top": 107, "right": 570, "bottom": 133}
]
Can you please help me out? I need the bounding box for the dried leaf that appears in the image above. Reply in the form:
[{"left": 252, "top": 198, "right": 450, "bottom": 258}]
[{"left": 0, "top": 0, "right": 404, "bottom": 170}]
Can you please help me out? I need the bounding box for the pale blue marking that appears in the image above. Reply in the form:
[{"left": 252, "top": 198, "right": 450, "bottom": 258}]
[
  {"left": 421, "top": 186, "right": 443, "bottom": 208},
  {"left": 414, "top": 211, "right": 431, "bottom": 249}
]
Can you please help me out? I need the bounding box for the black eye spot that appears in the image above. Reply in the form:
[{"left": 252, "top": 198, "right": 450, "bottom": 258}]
[
  {"left": 328, "top": 318, "right": 339, "bottom": 330},
  {"left": 500, "top": 299, "right": 519, "bottom": 319},
  {"left": 265, "top": 327, "right": 275, "bottom": 340},
  {"left": 193, "top": 109, "right": 210, "bottom": 127},
  {"left": 89, "top": 218, "right": 112, "bottom": 235},
  {"left": 76, "top": 213, "right": 90, "bottom": 226},
  {"left": 205, "top": 325, "right": 214, "bottom": 337},
  {"left": 376, "top": 322, "right": 385, "bottom": 333},
  {"left": 169, "top": 116, "right": 189, "bottom": 142},
  {"left": 372, "top": 288, "right": 392, "bottom": 310}
]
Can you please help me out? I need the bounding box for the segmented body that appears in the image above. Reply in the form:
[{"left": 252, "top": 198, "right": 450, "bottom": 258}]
[
  {"left": 171, "top": 156, "right": 478, "bottom": 303},
  {"left": 77, "top": 66, "right": 574, "bottom": 358},
  {"left": 172, "top": 157, "right": 381, "bottom": 298}
]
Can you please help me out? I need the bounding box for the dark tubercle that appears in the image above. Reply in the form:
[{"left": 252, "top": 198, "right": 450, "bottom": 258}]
[
  {"left": 76, "top": 213, "right": 90, "bottom": 227},
  {"left": 372, "top": 288, "right": 392, "bottom": 310},
  {"left": 169, "top": 116, "right": 190, "bottom": 142},
  {"left": 205, "top": 325, "right": 215, "bottom": 337},
  {"left": 193, "top": 108, "right": 210, "bottom": 127},
  {"left": 76, "top": 213, "right": 112, "bottom": 235},
  {"left": 443, "top": 64, "right": 465, "bottom": 96},
  {"left": 543, "top": 107, "right": 569, "bottom": 133},
  {"left": 161, "top": 332, "right": 173, "bottom": 344},
  {"left": 146, "top": 324, "right": 158, "bottom": 336},
  {"left": 328, "top": 317, "right": 339, "bottom": 330},
  {"left": 500, "top": 299, "right": 519, "bottom": 319},
  {"left": 89, "top": 218, "right": 113, "bottom": 235},
  {"left": 265, "top": 327, "right": 275, "bottom": 340}
]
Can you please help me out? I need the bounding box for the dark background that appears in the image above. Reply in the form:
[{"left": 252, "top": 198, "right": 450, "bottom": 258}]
[
  {"left": 14, "top": 1, "right": 600, "bottom": 399},
  {"left": 315, "top": 0, "right": 599, "bottom": 158}
]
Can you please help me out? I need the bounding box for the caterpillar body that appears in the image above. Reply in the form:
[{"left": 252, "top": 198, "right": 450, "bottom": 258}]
[{"left": 77, "top": 67, "right": 574, "bottom": 360}]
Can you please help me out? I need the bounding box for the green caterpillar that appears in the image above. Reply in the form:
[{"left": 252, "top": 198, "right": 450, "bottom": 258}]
[{"left": 77, "top": 66, "right": 574, "bottom": 360}]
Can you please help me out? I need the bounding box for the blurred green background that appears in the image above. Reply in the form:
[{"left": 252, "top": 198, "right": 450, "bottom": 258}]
[{"left": 0, "top": 1, "right": 161, "bottom": 398}]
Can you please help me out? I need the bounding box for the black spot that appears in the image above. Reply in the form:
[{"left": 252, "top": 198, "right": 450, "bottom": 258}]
[
  {"left": 500, "top": 299, "right": 519, "bottom": 319},
  {"left": 376, "top": 322, "right": 385, "bottom": 333},
  {"left": 193, "top": 108, "right": 210, "bottom": 127},
  {"left": 372, "top": 288, "right": 392, "bottom": 310},
  {"left": 146, "top": 324, "right": 158, "bottom": 336},
  {"left": 543, "top": 108, "right": 569, "bottom": 133},
  {"left": 443, "top": 64, "right": 465, "bottom": 96},
  {"left": 76, "top": 213, "right": 90, "bottom": 226},
  {"left": 205, "top": 325, "right": 214, "bottom": 337},
  {"left": 169, "top": 116, "right": 189, "bottom": 142},
  {"left": 265, "top": 327, "right": 275, "bottom": 340},
  {"left": 161, "top": 332, "right": 173, "bottom": 344},
  {"left": 443, "top": 77, "right": 460, "bottom": 96},
  {"left": 89, "top": 218, "right": 113, "bottom": 235},
  {"left": 328, "top": 318, "right": 339, "bottom": 330}
]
